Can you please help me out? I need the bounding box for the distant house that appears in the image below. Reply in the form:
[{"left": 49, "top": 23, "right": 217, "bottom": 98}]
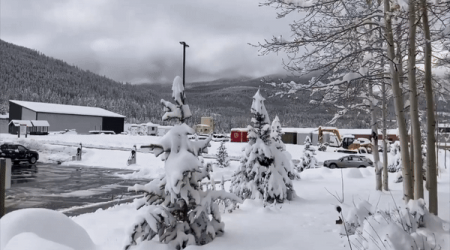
[
  {"left": 9, "top": 100, "right": 125, "bottom": 134},
  {"left": 195, "top": 117, "right": 214, "bottom": 134},
  {"left": 8, "top": 120, "right": 33, "bottom": 135},
  {"left": 129, "top": 124, "right": 139, "bottom": 136},
  {"left": 8, "top": 120, "right": 50, "bottom": 135},
  {"left": 157, "top": 126, "right": 173, "bottom": 136},
  {"left": 30, "top": 120, "right": 50, "bottom": 135},
  {"left": 145, "top": 122, "right": 158, "bottom": 136}
]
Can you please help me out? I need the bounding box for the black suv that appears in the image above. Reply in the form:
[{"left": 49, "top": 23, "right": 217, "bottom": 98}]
[{"left": 0, "top": 144, "right": 39, "bottom": 164}]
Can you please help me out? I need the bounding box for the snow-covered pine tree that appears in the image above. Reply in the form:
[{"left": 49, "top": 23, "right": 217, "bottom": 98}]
[
  {"left": 270, "top": 115, "right": 284, "bottom": 150},
  {"left": 271, "top": 115, "right": 299, "bottom": 179},
  {"left": 230, "top": 89, "right": 294, "bottom": 205},
  {"left": 124, "top": 76, "right": 241, "bottom": 250},
  {"left": 300, "top": 136, "right": 318, "bottom": 170},
  {"left": 215, "top": 141, "right": 229, "bottom": 168}
]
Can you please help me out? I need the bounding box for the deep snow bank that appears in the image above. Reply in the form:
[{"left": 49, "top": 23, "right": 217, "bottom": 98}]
[{"left": 0, "top": 208, "right": 96, "bottom": 250}]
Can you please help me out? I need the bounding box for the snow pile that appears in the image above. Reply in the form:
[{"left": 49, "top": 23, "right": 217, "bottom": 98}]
[
  {"left": 124, "top": 77, "right": 241, "bottom": 250},
  {"left": 342, "top": 199, "right": 450, "bottom": 250},
  {"left": 230, "top": 90, "right": 295, "bottom": 205},
  {"left": 0, "top": 208, "right": 96, "bottom": 250},
  {"left": 345, "top": 168, "right": 364, "bottom": 179}
]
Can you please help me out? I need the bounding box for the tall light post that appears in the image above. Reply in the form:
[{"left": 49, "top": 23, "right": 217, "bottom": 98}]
[{"left": 179, "top": 41, "right": 189, "bottom": 88}]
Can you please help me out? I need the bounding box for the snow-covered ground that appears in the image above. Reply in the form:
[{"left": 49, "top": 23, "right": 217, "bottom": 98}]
[{"left": 1, "top": 133, "right": 449, "bottom": 250}]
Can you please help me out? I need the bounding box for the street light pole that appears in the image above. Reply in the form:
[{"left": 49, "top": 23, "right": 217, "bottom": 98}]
[{"left": 179, "top": 41, "right": 189, "bottom": 88}]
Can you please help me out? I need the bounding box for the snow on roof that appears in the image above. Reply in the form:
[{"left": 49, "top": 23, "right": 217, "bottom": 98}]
[
  {"left": 196, "top": 124, "right": 210, "bottom": 127},
  {"left": 10, "top": 100, "right": 125, "bottom": 118},
  {"left": 158, "top": 126, "right": 173, "bottom": 129},
  {"left": 280, "top": 127, "right": 400, "bottom": 135},
  {"left": 0, "top": 113, "right": 9, "bottom": 119},
  {"left": 31, "top": 120, "right": 50, "bottom": 126},
  {"left": 285, "top": 128, "right": 316, "bottom": 133},
  {"left": 8, "top": 120, "right": 33, "bottom": 126},
  {"left": 231, "top": 128, "right": 248, "bottom": 132},
  {"left": 340, "top": 129, "right": 399, "bottom": 135},
  {"left": 146, "top": 122, "right": 159, "bottom": 127}
]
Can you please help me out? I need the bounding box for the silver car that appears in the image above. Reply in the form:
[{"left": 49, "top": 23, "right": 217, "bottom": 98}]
[{"left": 323, "top": 155, "right": 373, "bottom": 169}]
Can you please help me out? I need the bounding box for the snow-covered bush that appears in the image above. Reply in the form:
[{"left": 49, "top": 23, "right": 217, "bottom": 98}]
[
  {"left": 216, "top": 176, "right": 237, "bottom": 213},
  {"left": 388, "top": 142, "right": 401, "bottom": 173},
  {"left": 215, "top": 141, "right": 229, "bottom": 168},
  {"left": 340, "top": 199, "right": 449, "bottom": 250},
  {"left": 230, "top": 89, "right": 295, "bottom": 205},
  {"left": 124, "top": 76, "right": 242, "bottom": 250},
  {"left": 300, "top": 136, "right": 317, "bottom": 170}
]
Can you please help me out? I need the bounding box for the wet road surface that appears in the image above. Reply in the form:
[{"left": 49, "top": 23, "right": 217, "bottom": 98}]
[{"left": 5, "top": 163, "right": 150, "bottom": 216}]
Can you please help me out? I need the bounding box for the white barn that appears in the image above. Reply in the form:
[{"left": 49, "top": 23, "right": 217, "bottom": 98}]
[{"left": 9, "top": 100, "right": 125, "bottom": 134}]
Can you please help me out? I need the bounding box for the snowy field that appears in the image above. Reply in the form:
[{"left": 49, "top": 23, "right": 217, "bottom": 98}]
[{"left": 1, "top": 133, "right": 449, "bottom": 250}]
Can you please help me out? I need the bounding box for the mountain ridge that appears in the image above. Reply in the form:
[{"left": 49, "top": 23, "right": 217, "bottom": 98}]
[{"left": 0, "top": 39, "right": 373, "bottom": 131}]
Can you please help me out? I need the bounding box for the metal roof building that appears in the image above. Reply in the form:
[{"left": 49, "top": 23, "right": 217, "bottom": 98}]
[{"left": 9, "top": 100, "right": 125, "bottom": 134}]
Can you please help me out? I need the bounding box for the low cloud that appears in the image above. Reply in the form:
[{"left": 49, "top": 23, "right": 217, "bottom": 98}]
[{"left": 0, "top": 0, "right": 295, "bottom": 83}]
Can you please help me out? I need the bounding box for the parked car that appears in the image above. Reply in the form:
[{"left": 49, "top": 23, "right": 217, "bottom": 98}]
[
  {"left": 0, "top": 143, "right": 39, "bottom": 164},
  {"left": 323, "top": 155, "right": 373, "bottom": 169},
  {"left": 188, "top": 134, "right": 210, "bottom": 140},
  {"left": 212, "top": 134, "right": 230, "bottom": 142},
  {"left": 89, "top": 130, "right": 116, "bottom": 135}
]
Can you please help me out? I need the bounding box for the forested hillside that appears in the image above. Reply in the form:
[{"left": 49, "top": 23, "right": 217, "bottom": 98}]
[
  {"left": 1, "top": 39, "right": 390, "bottom": 131},
  {"left": 0, "top": 39, "right": 162, "bottom": 123}
]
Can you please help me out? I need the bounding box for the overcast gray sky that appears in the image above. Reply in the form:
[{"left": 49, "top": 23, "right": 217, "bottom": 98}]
[{"left": 0, "top": 0, "right": 295, "bottom": 84}]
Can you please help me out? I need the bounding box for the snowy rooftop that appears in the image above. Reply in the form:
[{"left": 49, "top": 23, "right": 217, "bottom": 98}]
[
  {"left": 0, "top": 113, "right": 9, "bottom": 119},
  {"left": 283, "top": 127, "right": 317, "bottom": 133},
  {"left": 281, "top": 127, "right": 398, "bottom": 135},
  {"left": 8, "top": 120, "right": 33, "bottom": 126},
  {"left": 231, "top": 128, "right": 248, "bottom": 132},
  {"left": 31, "top": 120, "right": 50, "bottom": 126},
  {"left": 10, "top": 100, "right": 125, "bottom": 118}
]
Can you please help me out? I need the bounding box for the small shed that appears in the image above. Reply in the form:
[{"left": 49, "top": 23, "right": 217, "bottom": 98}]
[
  {"left": 129, "top": 124, "right": 139, "bottom": 136},
  {"left": 157, "top": 126, "right": 173, "bottom": 136},
  {"left": 231, "top": 128, "right": 248, "bottom": 143},
  {"left": 146, "top": 122, "right": 158, "bottom": 136},
  {"left": 8, "top": 120, "right": 32, "bottom": 134},
  {"left": 281, "top": 130, "right": 298, "bottom": 144},
  {"left": 30, "top": 120, "right": 50, "bottom": 135},
  {"left": 281, "top": 128, "right": 317, "bottom": 145}
]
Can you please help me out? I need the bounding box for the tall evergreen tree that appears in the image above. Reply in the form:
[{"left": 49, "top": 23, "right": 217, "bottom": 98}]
[
  {"left": 230, "top": 90, "right": 294, "bottom": 205},
  {"left": 124, "top": 76, "right": 241, "bottom": 250}
]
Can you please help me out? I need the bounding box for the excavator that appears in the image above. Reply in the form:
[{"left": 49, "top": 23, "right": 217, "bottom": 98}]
[{"left": 318, "top": 127, "right": 372, "bottom": 154}]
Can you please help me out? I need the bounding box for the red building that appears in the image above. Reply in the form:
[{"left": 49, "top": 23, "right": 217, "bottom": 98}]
[{"left": 230, "top": 128, "right": 248, "bottom": 142}]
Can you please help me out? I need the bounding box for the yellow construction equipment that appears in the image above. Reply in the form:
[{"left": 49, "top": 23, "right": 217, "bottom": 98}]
[{"left": 318, "top": 127, "right": 372, "bottom": 153}]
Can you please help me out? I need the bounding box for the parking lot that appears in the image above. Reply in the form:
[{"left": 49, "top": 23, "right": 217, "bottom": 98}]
[{"left": 5, "top": 163, "right": 149, "bottom": 216}]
